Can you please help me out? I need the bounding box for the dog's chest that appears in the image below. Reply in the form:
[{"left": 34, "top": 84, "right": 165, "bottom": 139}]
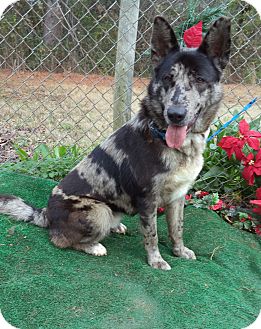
[{"left": 156, "top": 152, "right": 203, "bottom": 205}]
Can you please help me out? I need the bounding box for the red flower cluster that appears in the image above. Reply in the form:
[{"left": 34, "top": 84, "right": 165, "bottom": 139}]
[
  {"left": 218, "top": 119, "right": 261, "bottom": 235},
  {"left": 209, "top": 199, "right": 223, "bottom": 211},
  {"left": 218, "top": 119, "right": 261, "bottom": 161},
  {"left": 219, "top": 119, "right": 261, "bottom": 186}
]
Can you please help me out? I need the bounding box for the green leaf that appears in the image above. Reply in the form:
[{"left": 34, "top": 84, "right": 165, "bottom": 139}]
[
  {"left": 233, "top": 221, "right": 244, "bottom": 229},
  {"left": 32, "top": 152, "right": 39, "bottom": 161},
  {"left": 54, "top": 146, "right": 67, "bottom": 158},
  {"left": 36, "top": 144, "right": 51, "bottom": 159},
  {"left": 239, "top": 212, "right": 248, "bottom": 220},
  {"left": 199, "top": 166, "right": 227, "bottom": 181},
  {"left": 59, "top": 146, "right": 67, "bottom": 157},
  {"left": 15, "top": 148, "right": 29, "bottom": 161},
  {"left": 243, "top": 221, "right": 252, "bottom": 230},
  {"left": 71, "top": 145, "right": 79, "bottom": 157}
]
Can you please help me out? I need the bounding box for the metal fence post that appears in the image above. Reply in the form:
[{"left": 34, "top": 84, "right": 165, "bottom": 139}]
[{"left": 113, "top": 0, "right": 140, "bottom": 131}]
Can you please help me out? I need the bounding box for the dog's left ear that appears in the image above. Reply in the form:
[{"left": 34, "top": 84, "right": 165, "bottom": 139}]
[
  {"left": 151, "top": 16, "right": 179, "bottom": 67},
  {"left": 198, "top": 16, "right": 231, "bottom": 71}
]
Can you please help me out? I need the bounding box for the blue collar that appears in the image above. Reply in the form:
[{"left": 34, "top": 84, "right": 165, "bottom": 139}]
[{"left": 149, "top": 122, "right": 166, "bottom": 142}]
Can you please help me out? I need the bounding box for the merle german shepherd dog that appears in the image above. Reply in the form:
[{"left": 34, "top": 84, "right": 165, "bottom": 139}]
[{"left": 0, "top": 16, "right": 231, "bottom": 270}]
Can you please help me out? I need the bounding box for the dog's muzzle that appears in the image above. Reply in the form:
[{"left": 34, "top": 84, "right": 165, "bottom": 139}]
[{"left": 186, "top": 107, "right": 202, "bottom": 133}]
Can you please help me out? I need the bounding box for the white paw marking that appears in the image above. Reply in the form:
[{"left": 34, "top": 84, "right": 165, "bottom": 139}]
[
  {"left": 149, "top": 259, "right": 171, "bottom": 271},
  {"left": 111, "top": 223, "right": 127, "bottom": 235},
  {"left": 84, "top": 243, "right": 107, "bottom": 256},
  {"left": 173, "top": 246, "right": 196, "bottom": 260},
  {"left": 148, "top": 254, "right": 171, "bottom": 270}
]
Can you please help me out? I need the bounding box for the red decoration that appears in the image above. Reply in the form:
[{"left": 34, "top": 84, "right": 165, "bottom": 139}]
[
  {"left": 183, "top": 21, "right": 203, "bottom": 48},
  {"left": 242, "top": 150, "right": 261, "bottom": 186}
]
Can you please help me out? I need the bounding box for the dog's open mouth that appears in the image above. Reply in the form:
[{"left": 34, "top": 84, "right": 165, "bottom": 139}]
[{"left": 165, "top": 109, "right": 201, "bottom": 149}]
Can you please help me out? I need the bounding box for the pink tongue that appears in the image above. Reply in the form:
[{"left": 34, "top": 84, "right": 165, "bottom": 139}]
[{"left": 166, "top": 125, "right": 187, "bottom": 149}]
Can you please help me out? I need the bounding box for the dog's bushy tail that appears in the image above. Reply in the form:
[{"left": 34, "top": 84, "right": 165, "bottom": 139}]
[{"left": 0, "top": 195, "right": 48, "bottom": 228}]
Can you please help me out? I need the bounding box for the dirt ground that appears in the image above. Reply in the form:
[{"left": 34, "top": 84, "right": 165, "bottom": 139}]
[{"left": 0, "top": 69, "right": 260, "bottom": 162}]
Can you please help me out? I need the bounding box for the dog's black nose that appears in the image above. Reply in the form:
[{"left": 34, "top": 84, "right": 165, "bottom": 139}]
[{"left": 167, "top": 106, "right": 187, "bottom": 124}]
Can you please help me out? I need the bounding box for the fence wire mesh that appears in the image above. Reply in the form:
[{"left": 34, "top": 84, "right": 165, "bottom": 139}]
[{"left": 0, "top": 0, "right": 260, "bottom": 192}]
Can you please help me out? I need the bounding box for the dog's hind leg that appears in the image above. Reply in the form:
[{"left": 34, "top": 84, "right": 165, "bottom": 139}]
[
  {"left": 140, "top": 207, "right": 171, "bottom": 271},
  {"left": 73, "top": 242, "right": 107, "bottom": 256},
  {"left": 166, "top": 198, "right": 196, "bottom": 260},
  {"left": 49, "top": 201, "right": 114, "bottom": 256}
]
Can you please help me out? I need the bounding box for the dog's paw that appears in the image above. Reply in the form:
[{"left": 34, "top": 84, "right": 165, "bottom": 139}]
[
  {"left": 84, "top": 243, "right": 107, "bottom": 256},
  {"left": 149, "top": 257, "right": 171, "bottom": 270},
  {"left": 111, "top": 223, "right": 127, "bottom": 235},
  {"left": 173, "top": 246, "right": 196, "bottom": 260}
]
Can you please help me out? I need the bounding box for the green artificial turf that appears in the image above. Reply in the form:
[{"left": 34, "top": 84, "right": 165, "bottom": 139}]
[{"left": 0, "top": 171, "right": 260, "bottom": 329}]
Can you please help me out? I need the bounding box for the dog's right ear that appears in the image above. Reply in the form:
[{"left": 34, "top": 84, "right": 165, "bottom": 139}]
[{"left": 151, "top": 16, "right": 179, "bottom": 67}]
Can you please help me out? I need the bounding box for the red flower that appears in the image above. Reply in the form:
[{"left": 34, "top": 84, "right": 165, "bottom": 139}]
[
  {"left": 218, "top": 136, "right": 244, "bottom": 160},
  {"left": 242, "top": 150, "right": 261, "bottom": 185},
  {"left": 157, "top": 207, "right": 165, "bottom": 214},
  {"left": 254, "top": 225, "right": 261, "bottom": 236},
  {"left": 250, "top": 187, "right": 261, "bottom": 215},
  {"left": 209, "top": 199, "right": 223, "bottom": 211},
  {"left": 218, "top": 119, "right": 261, "bottom": 160},
  {"left": 185, "top": 194, "right": 192, "bottom": 200},
  {"left": 239, "top": 119, "right": 261, "bottom": 150},
  {"left": 195, "top": 191, "right": 209, "bottom": 198}
]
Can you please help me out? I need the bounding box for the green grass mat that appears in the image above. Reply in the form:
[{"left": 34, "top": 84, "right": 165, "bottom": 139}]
[{"left": 0, "top": 171, "right": 260, "bottom": 329}]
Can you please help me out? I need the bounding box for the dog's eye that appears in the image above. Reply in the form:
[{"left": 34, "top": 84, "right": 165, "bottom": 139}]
[
  {"left": 195, "top": 76, "right": 206, "bottom": 83},
  {"left": 163, "top": 74, "right": 172, "bottom": 82}
]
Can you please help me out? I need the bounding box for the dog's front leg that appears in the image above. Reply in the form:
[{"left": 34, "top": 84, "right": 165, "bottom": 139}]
[
  {"left": 166, "top": 198, "right": 196, "bottom": 260},
  {"left": 140, "top": 209, "right": 171, "bottom": 270}
]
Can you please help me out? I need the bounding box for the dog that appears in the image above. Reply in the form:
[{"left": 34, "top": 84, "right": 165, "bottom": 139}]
[{"left": 0, "top": 16, "right": 231, "bottom": 270}]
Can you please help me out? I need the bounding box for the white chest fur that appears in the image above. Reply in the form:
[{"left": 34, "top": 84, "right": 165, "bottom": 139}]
[
  {"left": 154, "top": 133, "right": 206, "bottom": 206},
  {"left": 162, "top": 158, "right": 203, "bottom": 204}
]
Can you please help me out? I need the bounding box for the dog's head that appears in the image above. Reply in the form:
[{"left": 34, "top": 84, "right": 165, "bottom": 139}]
[{"left": 146, "top": 16, "right": 231, "bottom": 149}]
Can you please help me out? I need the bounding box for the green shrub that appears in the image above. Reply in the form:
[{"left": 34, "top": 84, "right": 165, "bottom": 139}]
[{"left": 1, "top": 144, "right": 85, "bottom": 181}]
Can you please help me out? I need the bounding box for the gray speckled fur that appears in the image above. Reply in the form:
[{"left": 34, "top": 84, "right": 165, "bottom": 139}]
[{"left": 0, "top": 16, "right": 231, "bottom": 270}]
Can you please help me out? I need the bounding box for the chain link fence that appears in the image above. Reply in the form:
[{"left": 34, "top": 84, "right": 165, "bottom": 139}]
[{"left": 0, "top": 0, "right": 260, "bottom": 192}]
